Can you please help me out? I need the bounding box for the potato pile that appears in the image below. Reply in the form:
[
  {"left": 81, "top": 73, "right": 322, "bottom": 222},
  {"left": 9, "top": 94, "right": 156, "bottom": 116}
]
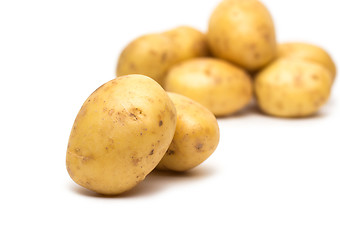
[
  {"left": 66, "top": 75, "right": 220, "bottom": 195},
  {"left": 66, "top": 0, "right": 336, "bottom": 195}
]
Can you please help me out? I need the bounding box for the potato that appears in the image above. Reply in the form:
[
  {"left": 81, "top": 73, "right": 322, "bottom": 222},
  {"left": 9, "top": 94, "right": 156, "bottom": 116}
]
[
  {"left": 163, "top": 26, "right": 210, "bottom": 63},
  {"left": 255, "top": 59, "right": 332, "bottom": 117},
  {"left": 156, "top": 92, "right": 220, "bottom": 172},
  {"left": 116, "top": 26, "right": 209, "bottom": 86},
  {"left": 66, "top": 74, "right": 177, "bottom": 195},
  {"left": 164, "top": 58, "right": 253, "bottom": 116},
  {"left": 207, "top": 0, "right": 277, "bottom": 71},
  {"left": 277, "top": 42, "right": 336, "bottom": 81},
  {"left": 116, "top": 34, "right": 176, "bottom": 85}
]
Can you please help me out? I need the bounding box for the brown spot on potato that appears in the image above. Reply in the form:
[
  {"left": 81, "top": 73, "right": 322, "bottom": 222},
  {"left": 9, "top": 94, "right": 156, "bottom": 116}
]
[
  {"left": 81, "top": 156, "right": 92, "bottom": 162},
  {"left": 276, "top": 102, "right": 283, "bottom": 110},
  {"left": 150, "top": 50, "right": 157, "bottom": 56},
  {"left": 149, "top": 149, "right": 154, "bottom": 155},
  {"left": 254, "top": 52, "right": 260, "bottom": 59},
  {"left": 129, "top": 63, "right": 136, "bottom": 70},
  {"left": 204, "top": 68, "right": 212, "bottom": 76},
  {"left": 311, "top": 74, "right": 319, "bottom": 81},
  {"left": 167, "top": 149, "right": 175, "bottom": 155},
  {"left": 129, "top": 113, "right": 138, "bottom": 121},
  {"left": 249, "top": 43, "right": 256, "bottom": 50},
  {"left": 161, "top": 52, "right": 167, "bottom": 62},
  {"left": 262, "top": 32, "right": 270, "bottom": 42},
  {"left": 159, "top": 120, "right": 163, "bottom": 126},
  {"left": 108, "top": 109, "right": 115, "bottom": 116},
  {"left": 214, "top": 77, "right": 222, "bottom": 84},
  {"left": 195, "top": 143, "right": 203, "bottom": 151},
  {"left": 131, "top": 156, "right": 141, "bottom": 166},
  {"left": 294, "top": 75, "right": 303, "bottom": 87}
]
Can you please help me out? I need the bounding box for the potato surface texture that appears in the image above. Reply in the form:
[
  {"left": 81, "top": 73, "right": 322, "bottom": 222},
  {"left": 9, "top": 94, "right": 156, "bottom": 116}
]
[
  {"left": 66, "top": 75, "right": 177, "bottom": 195},
  {"left": 116, "top": 27, "right": 209, "bottom": 86},
  {"left": 164, "top": 58, "right": 253, "bottom": 116},
  {"left": 157, "top": 93, "right": 220, "bottom": 172},
  {"left": 116, "top": 34, "right": 176, "bottom": 85},
  {"left": 255, "top": 59, "right": 332, "bottom": 117},
  {"left": 277, "top": 42, "right": 336, "bottom": 80},
  {"left": 207, "top": 0, "right": 276, "bottom": 71},
  {"left": 163, "top": 26, "right": 210, "bottom": 63}
]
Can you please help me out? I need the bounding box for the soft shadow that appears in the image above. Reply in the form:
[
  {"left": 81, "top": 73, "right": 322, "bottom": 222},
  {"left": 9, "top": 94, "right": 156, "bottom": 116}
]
[
  {"left": 217, "top": 100, "right": 331, "bottom": 121},
  {"left": 254, "top": 107, "right": 328, "bottom": 120},
  {"left": 217, "top": 101, "right": 259, "bottom": 119},
  {"left": 68, "top": 165, "right": 216, "bottom": 198}
]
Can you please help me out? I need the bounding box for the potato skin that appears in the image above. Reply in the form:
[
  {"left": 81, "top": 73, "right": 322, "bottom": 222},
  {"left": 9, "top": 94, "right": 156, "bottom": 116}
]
[
  {"left": 66, "top": 75, "right": 177, "bottom": 195},
  {"left": 156, "top": 93, "right": 220, "bottom": 172},
  {"left": 163, "top": 26, "right": 210, "bottom": 63},
  {"left": 164, "top": 58, "right": 253, "bottom": 117},
  {"left": 116, "top": 34, "right": 176, "bottom": 85},
  {"left": 255, "top": 59, "right": 332, "bottom": 117},
  {"left": 277, "top": 42, "right": 336, "bottom": 80},
  {"left": 116, "top": 26, "right": 209, "bottom": 86},
  {"left": 207, "top": 0, "right": 276, "bottom": 71}
]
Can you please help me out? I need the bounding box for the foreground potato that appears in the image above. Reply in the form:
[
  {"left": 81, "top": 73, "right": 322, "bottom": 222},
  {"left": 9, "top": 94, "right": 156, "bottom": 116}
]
[
  {"left": 255, "top": 59, "right": 332, "bottom": 117},
  {"left": 207, "top": 0, "right": 277, "bottom": 71},
  {"left": 116, "top": 34, "right": 176, "bottom": 85},
  {"left": 116, "top": 26, "right": 209, "bottom": 86},
  {"left": 164, "top": 58, "right": 253, "bottom": 116},
  {"left": 66, "top": 75, "right": 177, "bottom": 195},
  {"left": 157, "top": 93, "right": 220, "bottom": 172},
  {"left": 277, "top": 42, "right": 336, "bottom": 80}
]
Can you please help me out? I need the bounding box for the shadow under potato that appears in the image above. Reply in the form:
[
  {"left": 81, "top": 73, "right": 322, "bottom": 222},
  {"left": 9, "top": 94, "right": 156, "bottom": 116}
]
[
  {"left": 68, "top": 165, "right": 215, "bottom": 198},
  {"left": 217, "top": 100, "right": 330, "bottom": 120}
]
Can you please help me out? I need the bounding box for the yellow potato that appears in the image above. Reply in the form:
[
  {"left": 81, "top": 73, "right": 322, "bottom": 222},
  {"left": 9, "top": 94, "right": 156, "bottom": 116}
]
[
  {"left": 277, "top": 42, "right": 336, "bottom": 80},
  {"left": 116, "top": 26, "right": 210, "bottom": 86},
  {"left": 116, "top": 34, "right": 176, "bottom": 85},
  {"left": 163, "top": 26, "right": 210, "bottom": 63},
  {"left": 66, "top": 75, "right": 177, "bottom": 195},
  {"left": 207, "top": 0, "right": 277, "bottom": 71},
  {"left": 164, "top": 58, "right": 253, "bottom": 116},
  {"left": 255, "top": 59, "right": 332, "bottom": 117},
  {"left": 156, "top": 93, "right": 220, "bottom": 172}
]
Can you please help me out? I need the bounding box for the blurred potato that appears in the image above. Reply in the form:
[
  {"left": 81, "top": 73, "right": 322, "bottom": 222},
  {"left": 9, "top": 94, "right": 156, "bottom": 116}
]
[
  {"left": 255, "top": 59, "right": 332, "bottom": 118},
  {"left": 116, "top": 34, "right": 176, "bottom": 85},
  {"left": 163, "top": 26, "right": 210, "bottom": 63},
  {"left": 116, "top": 26, "right": 210, "bottom": 85},
  {"left": 207, "top": 0, "right": 277, "bottom": 71},
  {"left": 164, "top": 58, "right": 253, "bottom": 117},
  {"left": 277, "top": 42, "right": 336, "bottom": 81}
]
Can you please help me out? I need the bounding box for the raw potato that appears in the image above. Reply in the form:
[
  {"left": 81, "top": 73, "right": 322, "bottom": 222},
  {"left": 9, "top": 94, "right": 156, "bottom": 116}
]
[
  {"left": 207, "top": 0, "right": 277, "bottom": 71},
  {"left": 277, "top": 42, "right": 337, "bottom": 80},
  {"left": 255, "top": 59, "right": 332, "bottom": 117},
  {"left": 66, "top": 75, "right": 177, "bottom": 195},
  {"left": 164, "top": 58, "right": 253, "bottom": 116},
  {"left": 116, "top": 26, "right": 209, "bottom": 85},
  {"left": 116, "top": 34, "right": 176, "bottom": 85},
  {"left": 157, "top": 93, "right": 220, "bottom": 172},
  {"left": 163, "top": 26, "right": 210, "bottom": 63}
]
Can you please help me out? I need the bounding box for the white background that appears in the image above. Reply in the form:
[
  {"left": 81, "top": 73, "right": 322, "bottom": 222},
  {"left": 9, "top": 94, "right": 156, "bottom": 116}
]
[{"left": 1, "top": 0, "right": 339, "bottom": 239}]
